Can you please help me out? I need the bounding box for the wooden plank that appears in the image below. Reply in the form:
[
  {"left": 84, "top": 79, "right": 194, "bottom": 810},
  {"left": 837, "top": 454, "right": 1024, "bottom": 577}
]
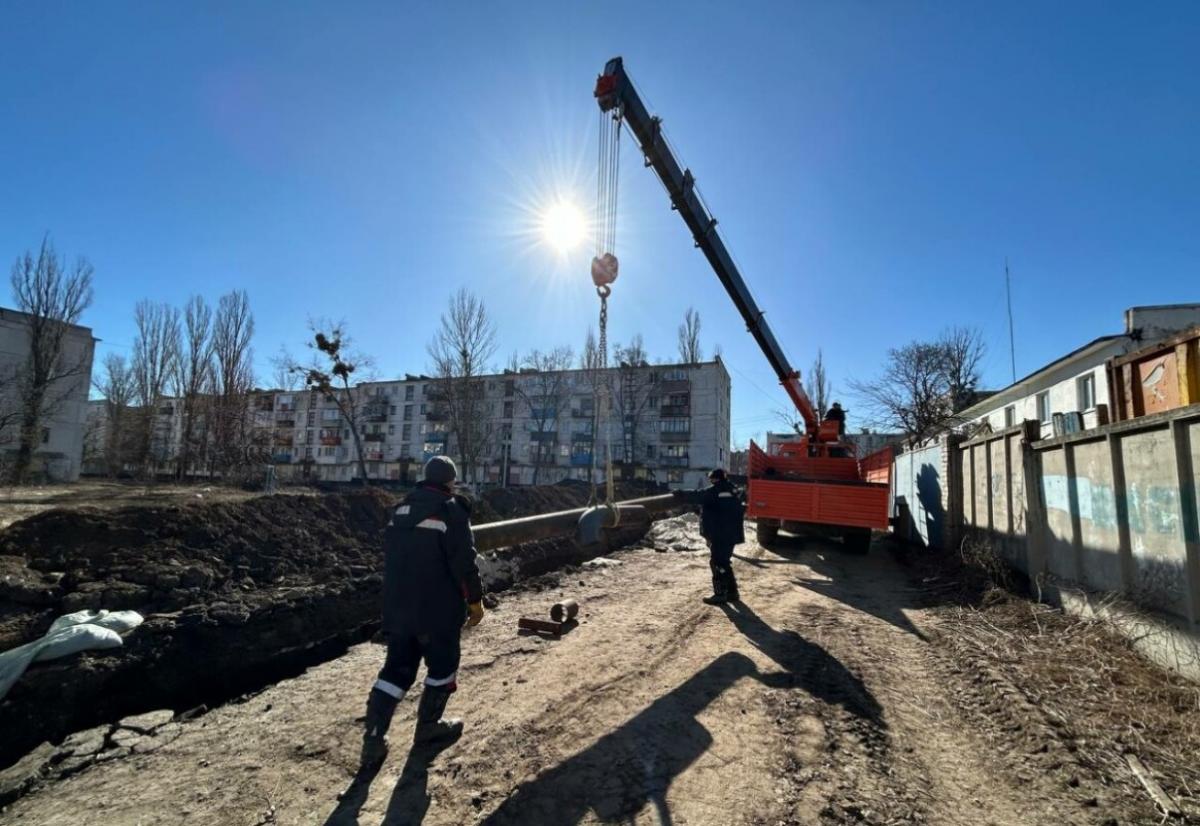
[{"left": 1125, "top": 754, "right": 1181, "bottom": 817}]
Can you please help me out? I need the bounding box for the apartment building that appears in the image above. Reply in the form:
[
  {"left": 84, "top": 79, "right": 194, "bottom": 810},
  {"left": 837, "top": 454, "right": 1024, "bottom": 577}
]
[
  {"left": 277, "top": 357, "right": 732, "bottom": 489},
  {"left": 0, "top": 308, "right": 96, "bottom": 481},
  {"left": 114, "top": 358, "right": 732, "bottom": 488}
]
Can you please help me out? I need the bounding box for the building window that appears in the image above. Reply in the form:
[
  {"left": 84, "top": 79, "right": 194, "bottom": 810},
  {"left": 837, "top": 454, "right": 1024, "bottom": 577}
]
[
  {"left": 1004, "top": 406, "right": 1016, "bottom": 428},
  {"left": 404, "top": 405, "right": 412, "bottom": 420},
  {"left": 388, "top": 424, "right": 395, "bottom": 435},
  {"left": 667, "top": 469, "right": 683, "bottom": 483},
  {"left": 660, "top": 419, "right": 690, "bottom": 433},
  {"left": 420, "top": 404, "right": 427, "bottom": 415},
  {"left": 503, "top": 401, "right": 514, "bottom": 418},
  {"left": 1036, "top": 391, "right": 1051, "bottom": 424},
  {"left": 1077, "top": 374, "right": 1096, "bottom": 411},
  {"left": 389, "top": 405, "right": 396, "bottom": 415},
  {"left": 402, "top": 424, "right": 412, "bottom": 440},
  {"left": 41, "top": 428, "right": 50, "bottom": 444},
  {"left": 405, "top": 386, "right": 414, "bottom": 400}
]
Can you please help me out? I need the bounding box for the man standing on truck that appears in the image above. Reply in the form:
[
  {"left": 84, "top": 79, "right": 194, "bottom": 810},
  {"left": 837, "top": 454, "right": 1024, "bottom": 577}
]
[
  {"left": 825, "top": 401, "right": 847, "bottom": 436},
  {"left": 673, "top": 468, "right": 746, "bottom": 605},
  {"left": 360, "top": 455, "right": 485, "bottom": 769}
]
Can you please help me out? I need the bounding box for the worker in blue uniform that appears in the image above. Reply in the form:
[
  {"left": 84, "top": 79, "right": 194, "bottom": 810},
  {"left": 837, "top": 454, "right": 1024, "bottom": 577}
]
[
  {"left": 360, "top": 456, "right": 485, "bottom": 769},
  {"left": 673, "top": 468, "right": 746, "bottom": 605}
]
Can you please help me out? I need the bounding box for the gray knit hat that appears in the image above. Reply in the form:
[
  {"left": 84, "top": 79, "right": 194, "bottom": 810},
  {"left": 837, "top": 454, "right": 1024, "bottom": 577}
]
[{"left": 423, "top": 455, "right": 458, "bottom": 486}]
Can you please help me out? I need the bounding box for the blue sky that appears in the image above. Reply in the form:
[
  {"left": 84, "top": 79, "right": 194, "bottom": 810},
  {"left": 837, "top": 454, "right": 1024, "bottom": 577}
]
[{"left": 2, "top": 2, "right": 1197, "bottom": 447}]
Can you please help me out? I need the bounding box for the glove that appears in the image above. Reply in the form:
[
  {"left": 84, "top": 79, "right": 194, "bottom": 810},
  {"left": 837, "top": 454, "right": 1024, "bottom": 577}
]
[{"left": 465, "top": 601, "right": 485, "bottom": 628}]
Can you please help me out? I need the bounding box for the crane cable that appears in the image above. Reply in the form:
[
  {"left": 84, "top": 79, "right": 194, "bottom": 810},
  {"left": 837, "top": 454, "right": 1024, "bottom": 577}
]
[{"left": 589, "top": 104, "right": 623, "bottom": 518}]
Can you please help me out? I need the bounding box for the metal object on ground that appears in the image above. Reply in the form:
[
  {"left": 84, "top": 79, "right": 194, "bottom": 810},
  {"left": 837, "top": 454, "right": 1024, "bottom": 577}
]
[
  {"left": 518, "top": 616, "right": 574, "bottom": 636},
  {"left": 472, "top": 494, "right": 674, "bottom": 552},
  {"left": 550, "top": 599, "right": 579, "bottom": 623}
]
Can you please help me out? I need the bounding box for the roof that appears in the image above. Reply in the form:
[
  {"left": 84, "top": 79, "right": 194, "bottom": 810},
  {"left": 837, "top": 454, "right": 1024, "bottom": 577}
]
[
  {"left": 0, "top": 306, "right": 95, "bottom": 336},
  {"left": 956, "top": 334, "right": 1126, "bottom": 419}
]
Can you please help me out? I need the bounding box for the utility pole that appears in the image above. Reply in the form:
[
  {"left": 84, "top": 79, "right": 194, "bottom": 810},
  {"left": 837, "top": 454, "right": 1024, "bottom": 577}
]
[{"left": 1005, "top": 257, "right": 1017, "bottom": 384}]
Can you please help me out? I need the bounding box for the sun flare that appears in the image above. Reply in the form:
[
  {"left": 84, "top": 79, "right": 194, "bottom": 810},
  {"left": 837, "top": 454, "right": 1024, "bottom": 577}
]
[{"left": 540, "top": 201, "right": 587, "bottom": 252}]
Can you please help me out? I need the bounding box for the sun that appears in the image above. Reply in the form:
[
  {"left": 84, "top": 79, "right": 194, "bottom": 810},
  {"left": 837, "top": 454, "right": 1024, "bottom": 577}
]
[{"left": 540, "top": 201, "right": 587, "bottom": 253}]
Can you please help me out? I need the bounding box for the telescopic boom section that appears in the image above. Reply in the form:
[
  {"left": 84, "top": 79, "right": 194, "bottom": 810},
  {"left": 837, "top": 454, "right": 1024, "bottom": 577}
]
[{"left": 594, "top": 57, "right": 820, "bottom": 437}]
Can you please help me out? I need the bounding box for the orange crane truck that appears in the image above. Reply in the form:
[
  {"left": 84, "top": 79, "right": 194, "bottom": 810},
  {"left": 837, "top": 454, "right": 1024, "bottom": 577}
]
[{"left": 594, "top": 57, "right": 891, "bottom": 554}]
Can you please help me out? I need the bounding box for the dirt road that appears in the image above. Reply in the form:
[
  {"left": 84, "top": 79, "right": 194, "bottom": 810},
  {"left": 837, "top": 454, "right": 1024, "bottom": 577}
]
[{"left": 4, "top": 519, "right": 1189, "bottom": 825}]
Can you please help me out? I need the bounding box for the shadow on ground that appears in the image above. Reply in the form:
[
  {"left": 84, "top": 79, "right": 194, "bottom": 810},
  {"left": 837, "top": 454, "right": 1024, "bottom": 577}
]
[
  {"left": 322, "top": 737, "right": 458, "bottom": 826},
  {"left": 479, "top": 601, "right": 883, "bottom": 825},
  {"left": 738, "top": 531, "right": 936, "bottom": 642}
]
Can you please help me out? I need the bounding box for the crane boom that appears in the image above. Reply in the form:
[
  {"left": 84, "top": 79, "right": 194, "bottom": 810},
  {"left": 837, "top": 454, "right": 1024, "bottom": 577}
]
[{"left": 594, "top": 56, "right": 820, "bottom": 436}]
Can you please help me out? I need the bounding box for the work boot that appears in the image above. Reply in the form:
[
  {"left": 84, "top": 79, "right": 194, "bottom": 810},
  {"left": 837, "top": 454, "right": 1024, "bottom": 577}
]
[
  {"left": 725, "top": 568, "right": 740, "bottom": 603},
  {"left": 413, "top": 686, "right": 463, "bottom": 747},
  {"left": 360, "top": 687, "right": 400, "bottom": 770},
  {"left": 703, "top": 563, "right": 729, "bottom": 605}
]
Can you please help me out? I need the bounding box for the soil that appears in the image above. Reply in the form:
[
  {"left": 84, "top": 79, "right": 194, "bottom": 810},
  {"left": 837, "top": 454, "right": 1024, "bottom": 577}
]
[
  {"left": 0, "top": 483, "right": 658, "bottom": 774},
  {"left": 4, "top": 519, "right": 1196, "bottom": 825},
  {"left": 0, "top": 481, "right": 280, "bottom": 530}
]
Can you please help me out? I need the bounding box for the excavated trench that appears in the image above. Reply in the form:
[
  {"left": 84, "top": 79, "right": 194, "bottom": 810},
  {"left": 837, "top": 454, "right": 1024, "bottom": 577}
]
[{"left": 0, "top": 484, "right": 664, "bottom": 777}]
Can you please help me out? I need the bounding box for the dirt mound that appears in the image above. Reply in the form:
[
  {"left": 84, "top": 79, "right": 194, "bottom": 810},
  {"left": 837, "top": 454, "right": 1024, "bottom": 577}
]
[
  {"left": 0, "top": 490, "right": 395, "bottom": 650},
  {"left": 0, "top": 483, "right": 657, "bottom": 773}
]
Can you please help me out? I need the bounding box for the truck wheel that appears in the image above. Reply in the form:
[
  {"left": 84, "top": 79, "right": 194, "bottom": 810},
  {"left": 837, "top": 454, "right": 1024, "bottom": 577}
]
[
  {"left": 756, "top": 521, "right": 779, "bottom": 547},
  {"left": 844, "top": 529, "right": 871, "bottom": 555}
]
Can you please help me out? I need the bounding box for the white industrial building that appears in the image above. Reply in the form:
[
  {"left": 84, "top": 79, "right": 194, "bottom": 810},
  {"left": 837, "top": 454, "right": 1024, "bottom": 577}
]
[
  {"left": 128, "top": 357, "right": 732, "bottom": 490},
  {"left": 0, "top": 308, "right": 96, "bottom": 481},
  {"left": 959, "top": 304, "right": 1200, "bottom": 438}
]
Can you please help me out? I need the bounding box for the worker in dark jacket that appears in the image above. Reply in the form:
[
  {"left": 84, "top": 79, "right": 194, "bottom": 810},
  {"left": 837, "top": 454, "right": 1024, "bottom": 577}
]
[
  {"left": 673, "top": 469, "right": 746, "bottom": 605},
  {"left": 360, "top": 456, "right": 485, "bottom": 769},
  {"left": 825, "top": 401, "right": 847, "bottom": 436}
]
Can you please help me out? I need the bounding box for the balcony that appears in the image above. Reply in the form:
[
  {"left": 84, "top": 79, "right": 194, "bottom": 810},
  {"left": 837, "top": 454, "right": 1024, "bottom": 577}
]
[
  {"left": 660, "top": 430, "right": 691, "bottom": 442},
  {"left": 570, "top": 453, "right": 593, "bottom": 467},
  {"left": 529, "top": 431, "right": 557, "bottom": 442},
  {"left": 659, "top": 455, "right": 689, "bottom": 467},
  {"left": 571, "top": 407, "right": 595, "bottom": 418},
  {"left": 425, "top": 409, "right": 448, "bottom": 422},
  {"left": 275, "top": 419, "right": 296, "bottom": 429},
  {"left": 364, "top": 432, "right": 385, "bottom": 443},
  {"left": 660, "top": 405, "right": 690, "bottom": 418},
  {"left": 274, "top": 435, "right": 294, "bottom": 447},
  {"left": 271, "top": 453, "right": 292, "bottom": 464},
  {"left": 320, "top": 436, "right": 342, "bottom": 446},
  {"left": 530, "top": 408, "right": 557, "bottom": 420},
  {"left": 363, "top": 451, "right": 384, "bottom": 462},
  {"left": 571, "top": 431, "right": 594, "bottom": 442},
  {"left": 425, "top": 431, "right": 448, "bottom": 442},
  {"left": 659, "top": 378, "right": 690, "bottom": 393}
]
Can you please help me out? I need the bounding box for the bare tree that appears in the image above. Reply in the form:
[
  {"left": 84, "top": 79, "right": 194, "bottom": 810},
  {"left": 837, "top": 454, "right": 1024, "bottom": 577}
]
[
  {"left": 93, "top": 352, "right": 136, "bottom": 476},
  {"left": 8, "top": 238, "right": 94, "bottom": 483},
  {"left": 940, "top": 326, "right": 987, "bottom": 414},
  {"left": 849, "top": 327, "right": 987, "bottom": 442},
  {"left": 611, "top": 335, "right": 655, "bottom": 466},
  {"left": 677, "top": 306, "right": 703, "bottom": 364},
  {"left": 294, "top": 321, "right": 373, "bottom": 484},
  {"left": 171, "top": 295, "right": 212, "bottom": 479},
  {"left": 131, "top": 301, "right": 180, "bottom": 474},
  {"left": 578, "top": 327, "right": 607, "bottom": 484},
  {"left": 427, "top": 289, "right": 497, "bottom": 485},
  {"left": 511, "top": 346, "right": 574, "bottom": 484},
  {"left": 805, "top": 348, "right": 831, "bottom": 420},
  {"left": 210, "top": 290, "right": 256, "bottom": 474},
  {"left": 270, "top": 346, "right": 301, "bottom": 391}
]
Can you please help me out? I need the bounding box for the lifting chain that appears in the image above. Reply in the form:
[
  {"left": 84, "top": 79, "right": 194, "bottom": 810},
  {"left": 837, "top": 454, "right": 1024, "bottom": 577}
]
[{"left": 588, "top": 104, "right": 623, "bottom": 520}]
